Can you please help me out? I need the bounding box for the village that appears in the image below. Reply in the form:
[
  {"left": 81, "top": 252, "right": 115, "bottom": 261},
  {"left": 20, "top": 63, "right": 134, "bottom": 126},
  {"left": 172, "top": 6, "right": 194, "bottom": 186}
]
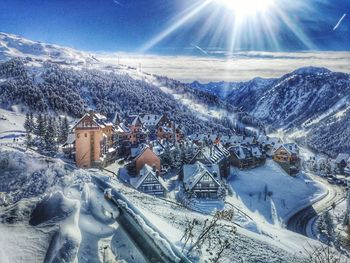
[{"left": 60, "top": 111, "right": 305, "bottom": 208}]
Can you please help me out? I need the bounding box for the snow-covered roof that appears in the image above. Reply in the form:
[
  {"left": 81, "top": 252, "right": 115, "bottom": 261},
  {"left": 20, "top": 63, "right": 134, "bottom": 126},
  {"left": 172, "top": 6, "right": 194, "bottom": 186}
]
[
  {"left": 229, "top": 145, "right": 252, "bottom": 160},
  {"left": 276, "top": 143, "right": 299, "bottom": 155},
  {"left": 63, "top": 133, "right": 75, "bottom": 146},
  {"left": 183, "top": 162, "right": 221, "bottom": 191},
  {"left": 192, "top": 144, "right": 229, "bottom": 164},
  {"left": 140, "top": 114, "right": 162, "bottom": 127},
  {"left": 130, "top": 164, "right": 167, "bottom": 190},
  {"left": 335, "top": 153, "right": 350, "bottom": 164},
  {"left": 117, "top": 122, "right": 131, "bottom": 133},
  {"left": 73, "top": 112, "right": 111, "bottom": 130}
]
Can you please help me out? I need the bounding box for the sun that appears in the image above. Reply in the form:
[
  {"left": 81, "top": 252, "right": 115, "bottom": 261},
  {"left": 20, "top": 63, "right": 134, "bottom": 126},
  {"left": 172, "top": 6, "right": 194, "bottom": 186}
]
[{"left": 215, "top": 0, "right": 275, "bottom": 17}]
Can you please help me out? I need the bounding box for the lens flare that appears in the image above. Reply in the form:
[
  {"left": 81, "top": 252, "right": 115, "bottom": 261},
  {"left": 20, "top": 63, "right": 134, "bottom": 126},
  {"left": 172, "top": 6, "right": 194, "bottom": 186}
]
[{"left": 216, "top": 0, "right": 274, "bottom": 17}]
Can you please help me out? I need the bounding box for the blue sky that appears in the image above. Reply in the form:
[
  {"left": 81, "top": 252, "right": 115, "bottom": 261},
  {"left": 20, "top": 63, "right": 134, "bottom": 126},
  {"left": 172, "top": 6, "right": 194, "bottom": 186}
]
[{"left": 0, "top": 0, "right": 349, "bottom": 55}]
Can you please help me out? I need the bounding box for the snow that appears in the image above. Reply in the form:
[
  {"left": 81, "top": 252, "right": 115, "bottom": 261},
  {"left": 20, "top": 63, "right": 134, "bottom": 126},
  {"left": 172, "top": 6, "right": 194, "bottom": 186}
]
[{"left": 228, "top": 160, "right": 326, "bottom": 224}]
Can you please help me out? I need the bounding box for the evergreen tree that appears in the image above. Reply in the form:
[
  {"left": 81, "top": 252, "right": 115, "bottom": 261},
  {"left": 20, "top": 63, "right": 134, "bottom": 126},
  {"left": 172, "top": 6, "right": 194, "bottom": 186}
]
[
  {"left": 24, "top": 112, "right": 34, "bottom": 133},
  {"left": 59, "top": 116, "right": 70, "bottom": 144},
  {"left": 162, "top": 143, "right": 174, "bottom": 167},
  {"left": 25, "top": 131, "right": 33, "bottom": 148},
  {"left": 44, "top": 117, "right": 57, "bottom": 155},
  {"left": 35, "top": 114, "right": 46, "bottom": 138}
]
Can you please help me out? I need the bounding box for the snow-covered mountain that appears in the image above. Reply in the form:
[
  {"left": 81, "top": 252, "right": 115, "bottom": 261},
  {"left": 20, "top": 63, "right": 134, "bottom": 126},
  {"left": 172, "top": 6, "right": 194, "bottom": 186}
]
[
  {"left": 194, "top": 67, "right": 350, "bottom": 156},
  {"left": 0, "top": 32, "right": 262, "bottom": 135},
  {"left": 0, "top": 32, "right": 96, "bottom": 64}
]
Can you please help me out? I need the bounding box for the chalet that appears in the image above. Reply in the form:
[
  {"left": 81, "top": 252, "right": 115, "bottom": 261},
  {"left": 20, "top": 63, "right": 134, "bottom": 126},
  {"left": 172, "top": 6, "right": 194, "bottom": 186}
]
[
  {"left": 183, "top": 162, "right": 222, "bottom": 199},
  {"left": 257, "top": 135, "right": 282, "bottom": 157},
  {"left": 189, "top": 144, "right": 230, "bottom": 177},
  {"left": 157, "top": 123, "right": 185, "bottom": 143},
  {"left": 229, "top": 145, "right": 266, "bottom": 169},
  {"left": 140, "top": 114, "right": 163, "bottom": 129},
  {"left": 189, "top": 134, "right": 220, "bottom": 147},
  {"left": 335, "top": 153, "right": 350, "bottom": 174},
  {"left": 130, "top": 164, "right": 167, "bottom": 196},
  {"left": 73, "top": 111, "right": 116, "bottom": 168},
  {"left": 127, "top": 145, "right": 161, "bottom": 176},
  {"left": 273, "top": 143, "right": 300, "bottom": 175},
  {"left": 114, "top": 115, "right": 148, "bottom": 155}
]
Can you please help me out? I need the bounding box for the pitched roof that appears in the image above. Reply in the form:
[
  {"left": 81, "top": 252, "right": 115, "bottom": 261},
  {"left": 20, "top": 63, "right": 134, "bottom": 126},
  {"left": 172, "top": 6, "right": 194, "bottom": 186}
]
[
  {"left": 130, "top": 164, "right": 167, "bottom": 190},
  {"left": 183, "top": 162, "right": 221, "bottom": 191},
  {"left": 275, "top": 143, "right": 299, "bottom": 155},
  {"left": 72, "top": 112, "right": 110, "bottom": 130},
  {"left": 62, "top": 133, "right": 75, "bottom": 146},
  {"left": 335, "top": 153, "right": 350, "bottom": 164},
  {"left": 229, "top": 145, "right": 253, "bottom": 160},
  {"left": 140, "top": 114, "right": 163, "bottom": 127}
]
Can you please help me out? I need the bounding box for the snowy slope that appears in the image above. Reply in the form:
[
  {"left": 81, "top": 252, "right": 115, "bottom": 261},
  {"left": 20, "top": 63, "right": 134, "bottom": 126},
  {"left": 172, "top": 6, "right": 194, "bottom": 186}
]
[
  {"left": 0, "top": 32, "right": 96, "bottom": 65},
  {"left": 199, "top": 67, "right": 350, "bottom": 156}
]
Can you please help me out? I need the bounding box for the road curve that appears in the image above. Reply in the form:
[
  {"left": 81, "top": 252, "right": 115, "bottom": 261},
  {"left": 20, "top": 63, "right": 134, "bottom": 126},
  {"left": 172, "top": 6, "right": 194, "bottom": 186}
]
[{"left": 286, "top": 173, "right": 345, "bottom": 237}]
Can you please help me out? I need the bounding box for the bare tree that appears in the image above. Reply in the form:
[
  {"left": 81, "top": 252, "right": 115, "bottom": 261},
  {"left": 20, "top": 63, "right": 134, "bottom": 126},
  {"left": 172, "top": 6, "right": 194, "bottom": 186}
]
[
  {"left": 181, "top": 209, "right": 236, "bottom": 262},
  {"left": 302, "top": 242, "right": 349, "bottom": 263}
]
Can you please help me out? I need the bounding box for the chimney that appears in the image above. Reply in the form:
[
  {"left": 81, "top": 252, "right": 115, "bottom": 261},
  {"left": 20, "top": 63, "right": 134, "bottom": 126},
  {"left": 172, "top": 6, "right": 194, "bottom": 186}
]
[{"left": 152, "top": 164, "right": 157, "bottom": 172}]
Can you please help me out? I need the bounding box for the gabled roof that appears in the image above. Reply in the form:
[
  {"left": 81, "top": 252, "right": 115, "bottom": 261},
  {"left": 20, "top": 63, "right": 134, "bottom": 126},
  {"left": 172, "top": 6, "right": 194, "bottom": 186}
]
[
  {"left": 126, "top": 115, "right": 143, "bottom": 126},
  {"left": 140, "top": 114, "right": 163, "bottom": 127},
  {"left": 183, "top": 162, "right": 221, "bottom": 191},
  {"left": 275, "top": 143, "right": 299, "bottom": 155},
  {"left": 335, "top": 153, "right": 350, "bottom": 164},
  {"left": 132, "top": 144, "right": 159, "bottom": 161},
  {"left": 229, "top": 145, "right": 253, "bottom": 160},
  {"left": 72, "top": 112, "right": 110, "bottom": 130},
  {"left": 190, "top": 143, "right": 229, "bottom": 164},
  {"left": 130, "top": 164, "right": 168, "bottom": 190}
]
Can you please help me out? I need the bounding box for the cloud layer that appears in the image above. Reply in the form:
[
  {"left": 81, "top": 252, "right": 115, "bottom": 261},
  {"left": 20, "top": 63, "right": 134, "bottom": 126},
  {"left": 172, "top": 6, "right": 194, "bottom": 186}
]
[{"left": 96, "top": 51, "right": 350, "bottom": 83}]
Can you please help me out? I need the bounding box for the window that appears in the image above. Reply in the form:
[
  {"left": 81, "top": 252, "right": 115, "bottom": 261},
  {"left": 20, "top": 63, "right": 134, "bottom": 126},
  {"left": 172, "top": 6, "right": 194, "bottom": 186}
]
[
  {"left": 202, "top": 174, "right": 210, "bottom": 181},
  {"left": 77, "top": 133, "right": 80, "bottom": 139},
  {"left": 84, "top": 133, "right": 87, "bottom": 138}
]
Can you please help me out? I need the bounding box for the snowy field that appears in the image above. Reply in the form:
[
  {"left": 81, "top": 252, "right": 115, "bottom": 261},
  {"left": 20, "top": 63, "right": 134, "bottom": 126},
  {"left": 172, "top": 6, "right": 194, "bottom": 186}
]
[
  {"left": 0, "top": 146, "right": 316, "bottom": 262},
  {"left": 0, "top": 107, "right": 26, "bottom": 134},
  {"left": 228, "top": 160, "right": 326, "bottom": 224}
]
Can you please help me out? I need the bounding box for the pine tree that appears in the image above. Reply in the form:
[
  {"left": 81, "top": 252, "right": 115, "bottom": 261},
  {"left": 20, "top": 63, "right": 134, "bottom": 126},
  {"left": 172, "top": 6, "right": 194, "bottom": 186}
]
[
  {"left": 162, "top": 143, "right": 174, "bottom": 167},
  {"left": 25, "top": 132, "right": 33, "bottom": 148},
  {"left": 35, "top": 114, "right": 46, "bottom": 137},
  {"left": 59, "top": 116, "right": 70, "bottom": 144},
  {"left": 24, "top": 112, "right": 32, "bottom": 133},
  {"left": 44, "top": 117, "right": 57, "bottom": 155}
]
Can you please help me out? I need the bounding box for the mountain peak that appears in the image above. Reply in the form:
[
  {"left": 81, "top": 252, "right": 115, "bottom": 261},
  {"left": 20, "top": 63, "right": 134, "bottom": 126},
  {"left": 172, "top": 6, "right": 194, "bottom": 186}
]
[
  {"left": 292, "top": 66, "right": 331, "bottom": 75},
  {"left": 0, "top": 31, "right": 94, "bottom": 64}
]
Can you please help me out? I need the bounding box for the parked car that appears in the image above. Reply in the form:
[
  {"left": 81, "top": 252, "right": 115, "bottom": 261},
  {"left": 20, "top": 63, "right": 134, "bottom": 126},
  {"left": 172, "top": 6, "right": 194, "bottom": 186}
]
[{"left": 327, "top": 178, "right": 336, "bottom": 184}]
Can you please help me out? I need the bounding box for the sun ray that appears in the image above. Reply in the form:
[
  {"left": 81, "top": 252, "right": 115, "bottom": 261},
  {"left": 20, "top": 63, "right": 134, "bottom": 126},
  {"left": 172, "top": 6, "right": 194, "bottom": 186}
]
[
  {"left": 138, "top": 0, "right": 317, "bottom": 55},
  {"left": 139, "top": 0, "right": 211, "bottom": 53}
]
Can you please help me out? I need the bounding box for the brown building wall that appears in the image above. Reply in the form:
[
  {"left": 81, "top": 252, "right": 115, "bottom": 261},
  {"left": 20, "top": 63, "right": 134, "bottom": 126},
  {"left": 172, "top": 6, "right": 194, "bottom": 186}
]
[
  {"left": 135, "top": 148, "right": 161, "bottom": 175},
  {"left": 75, "top": 129, "right": 103, "bottom": 168}
]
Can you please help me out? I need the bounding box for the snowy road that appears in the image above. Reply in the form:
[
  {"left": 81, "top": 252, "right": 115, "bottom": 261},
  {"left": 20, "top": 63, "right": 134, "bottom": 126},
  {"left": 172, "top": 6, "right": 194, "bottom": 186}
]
[{"left": 286, "top": 173, "right": 345, "bottom": 237}]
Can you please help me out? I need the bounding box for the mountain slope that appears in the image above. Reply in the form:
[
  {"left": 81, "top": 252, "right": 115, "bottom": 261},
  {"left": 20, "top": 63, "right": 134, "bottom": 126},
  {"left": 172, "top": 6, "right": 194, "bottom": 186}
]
[
  {"left": 0, "top": 32, "right": 257, "bottom": 135},
  {"left": 200, "top": 67, "right": 350, "bottom": 156}
]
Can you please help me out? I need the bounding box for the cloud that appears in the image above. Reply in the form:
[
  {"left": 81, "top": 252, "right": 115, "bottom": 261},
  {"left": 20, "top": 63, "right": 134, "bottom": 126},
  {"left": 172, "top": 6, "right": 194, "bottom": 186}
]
[
  {"left": 95, "top": 51, "right": 350, "bottom": 83},
  {"left": 333, "top": 13, "right": 346, "bottom": 31}
]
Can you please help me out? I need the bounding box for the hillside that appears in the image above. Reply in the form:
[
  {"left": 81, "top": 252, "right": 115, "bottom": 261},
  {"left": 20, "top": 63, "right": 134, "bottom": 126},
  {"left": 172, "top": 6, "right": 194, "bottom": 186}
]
[
  {"left": 0, "top": 32, "right": 260, "bottom": 135},
  {"left": 193, "top": 67, "right": 350, "bottom": 156}
]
